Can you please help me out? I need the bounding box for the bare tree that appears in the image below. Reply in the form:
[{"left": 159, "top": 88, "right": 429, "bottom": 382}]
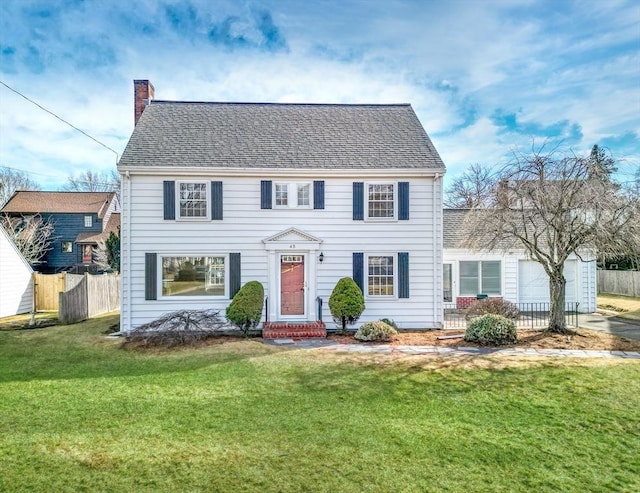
[
  {"left": 463, "top": 148, "right": 640, "bottom": 334},
  {"left": 1, "top": 214, "right": 54, "bottom": 265},
  {"left": 0, "top": 167, "right": 41, "bottom": 207},
  {"left": 61, "top": 169, "right": 120, "bottom": 194},
  {"left": 444, "top": 164, "right": 496, "bottom": 208}
]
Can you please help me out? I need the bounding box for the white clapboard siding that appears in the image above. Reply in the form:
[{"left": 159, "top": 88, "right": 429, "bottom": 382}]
[
  {"left": 121, "top": 174, "right": 443, "bottom": 330},
  {"left": 0, "top": 225, "right": 34, "bottom": 318}
]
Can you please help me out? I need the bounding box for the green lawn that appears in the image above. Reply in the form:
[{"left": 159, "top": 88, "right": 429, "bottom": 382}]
[{"left": 1, "top": 314, "right": 639, "bottom": 492}]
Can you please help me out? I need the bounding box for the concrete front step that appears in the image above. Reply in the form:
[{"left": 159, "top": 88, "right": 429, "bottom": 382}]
[{"left": 263, "top": 321, "right": 327, "bottom": 339}]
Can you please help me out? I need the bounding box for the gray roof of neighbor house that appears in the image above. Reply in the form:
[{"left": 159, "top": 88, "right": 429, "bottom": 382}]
[
  {"left": 443, "top": 209, "right": 471, "bottom": 248},
  {"left": 1, "top": 191, "right": 116, "bottom": 218},
  {"left": 118, "top": 101, "right": 446, "bottom": 170}
]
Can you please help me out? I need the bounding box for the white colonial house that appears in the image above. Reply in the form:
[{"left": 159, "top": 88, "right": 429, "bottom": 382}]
[
  {"left": 442, "top": 209, "right": 597, "bottom": 312},
  {"left": 117, "top": 80, "right": 446, "bottom": 333},
  {"left": 0, "top": 224, "right": 34, "bottom": 318}
]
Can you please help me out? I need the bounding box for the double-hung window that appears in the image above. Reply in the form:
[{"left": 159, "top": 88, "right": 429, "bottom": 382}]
[
  {"left": 274, "top": 182, "right": 312, "bottom": 208},
  {"left": 459, "top": 261, "right": 501, "bottom": 295},
  {"left": 161, "top": 255, "right": 226, "bottom": 297},
  {"left": 368, "top": 255, "right": 395, "bottom": 296},
  {"left": 178, "top": 182, "right": 208, "bottom": 219},
  {"left": 367, "top": 183, "right": 395, "bottom": 220},
  {"left": 84, "top": 216, "right": 93, "bottom": 227}
]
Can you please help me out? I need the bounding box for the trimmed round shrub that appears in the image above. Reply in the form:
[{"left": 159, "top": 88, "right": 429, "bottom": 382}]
[
  {"left": 226, "top": 281, "right": 264, "bottom": 336},
  {"left": 355, "top": 320, "right": 398, "bottom": 342},
  {"left": 465, "top": 298, "right": 520, "bottom": 321},
  {"left": 465, "top": 314, "right": 517, "bottom": 346},
  {"left": 329, "top": 277, "right": 365, "bottom": 334}
]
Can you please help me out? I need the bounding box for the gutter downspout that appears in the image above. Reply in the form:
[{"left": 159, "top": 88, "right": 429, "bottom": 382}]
[
  {"left": 125, "top": 170, "right": 132, "bottom": 332},
  {"left": 433, "top": 173, "right": 441, "bottom": 328}
]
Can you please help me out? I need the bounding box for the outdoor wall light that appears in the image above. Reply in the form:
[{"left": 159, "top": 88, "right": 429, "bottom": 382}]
[{"left": 319, "top": 252, "right": 324, "bottom": 263}]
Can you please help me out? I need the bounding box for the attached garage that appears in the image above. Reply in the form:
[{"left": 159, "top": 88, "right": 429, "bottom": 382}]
[{"left": 518, "top": 260, "right": 577, "bottom": 304}]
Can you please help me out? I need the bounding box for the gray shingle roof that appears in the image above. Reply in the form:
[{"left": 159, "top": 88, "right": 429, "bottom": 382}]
[
  {"left": 118, "top": 101, "right": 446, "bottom": 170},
  {"left": 443, "top": 209, "right": 470, "bottom": 248}
]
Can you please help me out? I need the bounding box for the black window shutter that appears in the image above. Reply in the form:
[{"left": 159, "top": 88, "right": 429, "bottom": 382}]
[
  {"left": 398, "top": 182, "right": 409, "bottom": 220},
  {"left": 229, "top": 253, "right": 241, "bottom": 298},
  {"left": 163, "top": 181, "right": 175, "bottom": 220},
  {"left": 353, "top": 252, "right": 364, "bottom": 294},
  {"left": 260, "top": 180, "right": 272, "bottom": 209},
  {"left": 211, "top": 181, "right": 223, "bottom": 220},
  {"left": 353, "top": 182, "right": 364, "bottom": 220},
  {"left": 398, "top": 252, "right": 409, "bottom": 298},
  {"left": 313, "top": 181, "right": 325, "bottom": 209},
  {"left": 145, "top": 253, "right": 157, "bottom": 300}
]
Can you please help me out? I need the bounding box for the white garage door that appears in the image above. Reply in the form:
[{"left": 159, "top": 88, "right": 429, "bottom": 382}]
[{"left": 518, "top": 260, "right": 577, "bottom": 304}]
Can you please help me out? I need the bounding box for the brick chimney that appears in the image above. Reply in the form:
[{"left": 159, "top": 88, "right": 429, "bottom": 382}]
[{"left": 134, "top": 80, "right": 155, "bottom": 125}]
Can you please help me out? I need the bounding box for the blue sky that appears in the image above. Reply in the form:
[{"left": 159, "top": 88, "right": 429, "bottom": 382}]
[{"left": 1, "top": 0, "right": 638, "bottom": 190}]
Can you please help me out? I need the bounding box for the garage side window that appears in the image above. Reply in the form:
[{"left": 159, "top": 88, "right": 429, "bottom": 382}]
[{"left": 460, "top": 261, "right": 501, "bottom": 295}]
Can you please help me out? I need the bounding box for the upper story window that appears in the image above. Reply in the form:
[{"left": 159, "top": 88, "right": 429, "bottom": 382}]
[
  {"left": 459, "top": 260, "right": 501, "bottom": 295},
  {"left": 178, "top": 182, "right": 209, "bottom": 219},
  {"left": 84, "top": 216, "right": 92, "bottom": 227},
  {"left": 274, "top": 182, "right": 312, "bottom": 209},
  {"left": 367, "top": 183, "right": 396, "bottom": 220}
]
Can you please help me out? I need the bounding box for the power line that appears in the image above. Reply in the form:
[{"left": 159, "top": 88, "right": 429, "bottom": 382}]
[{"left": 0, "top": 79, "right": 119, "bottom": 162}]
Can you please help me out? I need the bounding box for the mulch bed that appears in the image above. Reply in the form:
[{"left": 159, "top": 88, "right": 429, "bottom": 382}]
[{"left": 328, "top": 329, "right": 640, "bottom": 352}]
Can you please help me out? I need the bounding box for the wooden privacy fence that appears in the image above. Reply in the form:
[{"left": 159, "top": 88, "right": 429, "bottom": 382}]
[
  {"left": 598, "top": 270, "right": 640, "bottom": 297},
  {"left": 33, "top": 273, "right": 66, "bottom": 311},
  {"left": 59, "top": 273, "right": 120, "bottom": 324}
]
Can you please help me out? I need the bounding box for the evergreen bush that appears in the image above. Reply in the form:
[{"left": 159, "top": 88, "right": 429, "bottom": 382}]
[
  {"left": 355, "top": 321, "right": 398, "bottom": 342},
  {"left": 464, "top": 314, "right": 517, "bottom": 346},
  {"left": 226, "top": 281, "right": 264, "bottom": 336},
  {"left": 329, "top": 277, "right": 365, "bottom": 334}
]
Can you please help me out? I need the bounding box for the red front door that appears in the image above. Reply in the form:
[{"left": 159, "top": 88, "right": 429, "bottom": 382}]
[
  {"left": 82, "top": 245, "right": 93, "bottom": 264},
  {"left": 280, "top": 255, "right": 305, "bottom": 316}
]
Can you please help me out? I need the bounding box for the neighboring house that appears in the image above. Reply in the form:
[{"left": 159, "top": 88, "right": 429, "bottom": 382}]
[
  {"left": 0, "top": 223, "right": 33, "bottom": 318},
  {"left": 442, "top": 209, "right": 597, "bottom": 312},
  {"left": 1, "top": 192, "right": 120, "bottom": 273},
  {"left": 117, "top": 80, "right": 446, "bottom": 332}
]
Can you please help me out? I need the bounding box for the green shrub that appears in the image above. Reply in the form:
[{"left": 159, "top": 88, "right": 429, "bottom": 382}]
[
  {"left": 465, "top": 314, "right": 517, "bottom": 346},
  {"left": 355, "top": 321, "right": 398, "bottom": 342},
  {"left": 465, "top": 298, "right": 520, "bottom": 321},
  {"left": 329, "top": 277, "right": 365, "bottom": 334},
  {"left": 380, "top": 318, "right": 398, "bottom": 330},
  {"left": 226, "top": 281, "right": 264, "bottom": 336}
]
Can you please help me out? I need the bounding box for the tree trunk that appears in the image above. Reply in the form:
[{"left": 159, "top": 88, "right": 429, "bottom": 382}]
[{"left": 548, "top": 271, "right": 569, "bottom": 334}]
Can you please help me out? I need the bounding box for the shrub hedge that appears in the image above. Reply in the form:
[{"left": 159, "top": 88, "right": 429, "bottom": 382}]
[{"left": 464, "top": 314, "right": 517, "bottom": 346}]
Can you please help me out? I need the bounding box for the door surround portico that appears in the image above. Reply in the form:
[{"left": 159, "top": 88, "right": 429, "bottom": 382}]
[{"left": 262, "top": 228, "right": 322, "bottom": 322}]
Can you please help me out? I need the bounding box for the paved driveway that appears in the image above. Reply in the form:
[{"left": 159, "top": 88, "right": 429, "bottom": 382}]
[{"left": 578, "top": 313, "right": 640, "bottom": 341}]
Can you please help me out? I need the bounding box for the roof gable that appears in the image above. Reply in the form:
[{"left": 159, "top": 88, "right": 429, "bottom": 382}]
[{"left": 119, "top": 101, "right": 446, "bottom": 171}]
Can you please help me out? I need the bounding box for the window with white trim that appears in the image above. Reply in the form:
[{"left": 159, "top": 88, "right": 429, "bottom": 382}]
[
  {"left": 84, "top": 216, "right": 92, "bottom": 227},
  {"left": 161, "top": 255, "right": 226, "bottom": 297},
  {"left": 367, "top": 255, "right": 395, "bottom": 296},
  {"left": 367, "top": 183, "right": 395, "bottom": 219},
  {"left": 62, "top": 241, "right": 73, "bottom": 253},
  {"left": 459, "top": 261, "right": 501, "bottom": 295},
  {"left": 274, "top": 182, "right": 312, "bottom": 208},
  {"left": 178, "top": 182, "right": 209, "bottom": 218}
]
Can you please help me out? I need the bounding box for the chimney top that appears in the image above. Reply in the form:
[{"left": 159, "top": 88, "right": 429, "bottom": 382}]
[{"left": 134, "top": 80, "right": 155, "bottom": 125}]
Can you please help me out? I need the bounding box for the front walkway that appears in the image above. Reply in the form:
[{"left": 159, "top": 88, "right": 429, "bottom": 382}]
[{"left": 263, "top": 339, "right": 640, "bottom": 359}]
